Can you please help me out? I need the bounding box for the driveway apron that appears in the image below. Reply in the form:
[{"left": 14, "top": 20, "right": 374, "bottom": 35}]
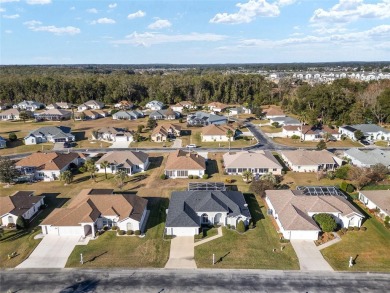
[
  {"left": 165, "top": 236, "right": 197, "bottom": 269},
  {"left": 290, "top": 240, "right": 333, "bottom": 271}
]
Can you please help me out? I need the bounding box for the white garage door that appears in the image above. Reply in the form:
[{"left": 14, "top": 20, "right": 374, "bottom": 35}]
[
  {"left": 290, "top": 230, "right": 319, "bottom": 240},
  {"left": 57, "top": 226, "right": 83, "bottom": 236},
  {"left": 169, "top": 227, "right": 198, "bottom": 236}
]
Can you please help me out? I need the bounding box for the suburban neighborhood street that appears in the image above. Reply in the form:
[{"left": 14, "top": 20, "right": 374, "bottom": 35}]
[{"left": 1, "top": 269, "right": 389, "bottom": 292}]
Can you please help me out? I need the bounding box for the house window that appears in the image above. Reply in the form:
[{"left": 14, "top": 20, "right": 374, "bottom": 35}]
[
  {"left": 273, "top": 168, "right": 277, "bottom": 172},
  {"left": 201, "top": 214, "right": 208, "bottom": 224},
  {"left": 177, "top": 170, "right": 188, "bottom": 177},
  {"left": 238, "top": 168, "right": 243, "bottom": 173}
]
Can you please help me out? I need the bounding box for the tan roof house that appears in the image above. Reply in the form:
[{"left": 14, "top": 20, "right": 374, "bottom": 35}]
[
  {"left": 263, "top": 107, "right": 285, "bottom": 119},
  {"left": 0, "top": 108, "right": 33, "bottom": 121},
  {"left": 114, "top": 100, "right": 134, "bottom": 110},
  {"left": 208, "top": 102, "right": 229, "bottom": 113},
  {"left": 151, "top": 124, "right": 182, "bottom": 142},
  {"left": 0, "top": 191, "right": 45, "bottom": 227},
  {"left": 40, "top": 189, "right": 148, "bottom": 237},
  {"left": 201, "top": 124, "right": 236, "bottom": 142},
  {"left": 93, "top": 127, "right": 134, "bottom": 142},
  {"left": 358, "top": 190, "right": 390, "bottom": 218},
  {"left": 96, "top": 151, "right": 149, "bottom": 176},
  {"left": 15, "top": 152, "right": 80, "bottom": 182},
  {"left": 165, "top": 150, "right": 206, "bottom": 178},
  {"left": 223, "top": 151, "right": 283, "bottom": 176},
  {"left": 171, "top": 101, "right": 196, "bottom": 113},
  {"left": 280, "top": 149, "right": 339, "bottom": 172},
  {"left": 265, "top": 189, "right": 364, "bottom": 240}
]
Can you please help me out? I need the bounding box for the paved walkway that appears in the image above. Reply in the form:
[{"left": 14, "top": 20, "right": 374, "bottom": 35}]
[
  {"left": 17, "top": 235, "right": 81, "bottom": 268},
  {"left": 194, "top": 227, "right": 223, "bottom": 247},
  {"left": 290, "top": 240, "right": 333, "bottom": 271},
  {"left": 317, "top": 233, "right": 341, "bottom": 250},
  {"left": 165, "top": 236, "right": 197, "bottom": 269}
]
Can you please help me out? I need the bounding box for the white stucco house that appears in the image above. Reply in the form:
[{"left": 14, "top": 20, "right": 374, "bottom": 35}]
[
  {"left": 280, "top": 149, "right": 339, "bottom": 172},
  {"left": 265, "top": 189, "right": 364, "bottom": 240},
  {"left": 145, "top": 100, "right": 164, "bottom": 110},
  {"left": 164, "top": 150, "right": 206, "bottom": 178},
  {"left": 96, "top": 151, "right": 149, "bottom": 176},
  {"left": 40, "top": 189, "right": 148, "bottom": 236},
  {"left": 339, "top": 124, "right": 390, "bottom": 141},
  {"left": 343, "top": 148, "right": 390, "bottom": 168},
  {"left": 171, "top": 101, "right": 196, "bottom": 113},
  {"left": 359, "top": 190, "right": 390, "bottom": 218},
  {"left": 77, "top": 100, "right": 105, "bottom": 112},
  {"left": 0, "top": 191, "right": 45, "bottom": 227},
  {"left": 0, "top": 108, "right": 33, "bottom": 121},
  {"left": 93, "top": 127, "right": 134, "bottom": 143},
  {"left": 14, "top": 100, "right": 45, "bottom": 111},
  {"left": 165, "top": 190, "right": 251, "bottom": 236},
  {"left": 201, "top": 124, "right": 236, "bottom": 142},
  {"left": 24, "top": 126, "right": 75, "bottom": 145}
]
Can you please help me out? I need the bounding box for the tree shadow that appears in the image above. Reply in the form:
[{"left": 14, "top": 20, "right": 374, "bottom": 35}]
[
  {"left": 273, "top": 154, "right": 289, "bottom": 172},
  {"left": 206, "top": 159, "right": 219, "bottom": 177},
  {"left": 215, "top": 251, "right": 230, "bottom": 264},
  {"left": 148, "top": 156, "right": 163, "bottom": 170},
  {"left": 85, "top": 251, "right": 108, "bottom": 263},
  {"left": 30, "top": 193, "right": 69, "bottom": 228},
  {"left": 143, "top": 197, "right": 169, "bottom": 233},
  {"left": 5, "top": 139, "right": 23, "bottom": 149},
  {"left": 128, "top": 174, "right": 149, "bottom": 183},
  {"left": 72, "top": 175, "right": 92, "bottom": 184},
  {"left": 244, "top": 193, "right": 265, "bottom": 224},
  {"left": 60, "top": 279, "right": 100, "bottom": 293},
  {"left": 226, "top": 185, "right": 238, "bottom": 191},
  {"left": 72, "top": 131, "right": 86, "bottom": 141}
]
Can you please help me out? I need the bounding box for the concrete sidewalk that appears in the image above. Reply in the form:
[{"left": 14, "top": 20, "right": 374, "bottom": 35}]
[
  {"left": 194, "top": 227, "right": 223, "bottom": 247},
  {"left": 165, "top": 236, "right": 197, "bottom": 269},
  {"left": 290, "top": 240, "right": 333, "bottom": 271}
]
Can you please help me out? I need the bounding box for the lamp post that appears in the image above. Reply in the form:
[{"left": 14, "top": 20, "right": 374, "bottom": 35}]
[{"left": 80, "top": 253, "right": 84, "bottom": 265}]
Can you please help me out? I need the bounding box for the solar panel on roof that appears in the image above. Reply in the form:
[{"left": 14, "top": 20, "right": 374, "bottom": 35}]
[
  {"left": 188, "top": 182, "right": 226, "bottom": 191},
  {"left": 296, "top": 186, "right": 345, "bottom": 197}
]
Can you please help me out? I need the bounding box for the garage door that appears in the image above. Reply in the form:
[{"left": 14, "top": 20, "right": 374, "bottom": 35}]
[
  {"left": 169, "top": 227, "right": 198, "bottom": 236},
  {"left": 57, "top": 226, "right": 83, "bottom": 236}
]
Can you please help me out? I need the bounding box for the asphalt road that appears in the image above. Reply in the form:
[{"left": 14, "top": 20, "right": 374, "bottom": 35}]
[{"left": 1, "top": 269, "right": 389, "bottom": 293}]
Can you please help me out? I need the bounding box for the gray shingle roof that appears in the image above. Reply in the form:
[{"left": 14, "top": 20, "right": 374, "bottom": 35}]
[
  {"left": 26, "top": 126, "right": 73, "bottom": 139},
  {"left": 166, "top": 190, "right": 251, "bottom": 228},
  {"left": 343, "top": 124, "right": 390, "bottom": 134},
  {"left": 345, "top": 148, "right": 390, "bottom": 166}
]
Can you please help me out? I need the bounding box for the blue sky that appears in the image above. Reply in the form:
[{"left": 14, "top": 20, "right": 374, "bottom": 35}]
[{"left": 1, "top": 0, "right": 389, "bottom": 64}]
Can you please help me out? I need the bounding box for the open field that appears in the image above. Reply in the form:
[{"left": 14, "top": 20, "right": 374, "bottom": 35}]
[
  {"left": 273, "top": 137, "right": 362, "bottom": 148},
  {"left": 321, "top": 202, "right": 390, "bottom": 272},
  {"left": 194, "top": 194, "right": 299, "bottom": 269},
  {"left": 281, "top": 171, "right": 347, "bottom": 189}
]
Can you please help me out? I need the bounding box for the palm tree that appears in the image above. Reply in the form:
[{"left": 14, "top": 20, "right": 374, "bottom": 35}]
[
  {"left": 115, "top": 169, "right": 129, "bottom": 189},
  {"left": 260, "top": 172, "right": 277, "bottom": 184},
  {"left": 79, "top": 159, "right": 98, "bottom": 181},
  {"left": 59, "top": 170, "right": 73, "bottom": 185},
  {"left": 226, "top": 129, "right": 234, "bottom": 150},
  {"left": 100, "top": 160, "right": 109, "bottom": 179},
  {"left": 242, "top": 170, "right": 253, "bottom": 183}
]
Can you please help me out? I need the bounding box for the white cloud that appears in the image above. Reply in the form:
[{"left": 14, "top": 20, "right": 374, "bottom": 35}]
[
  {"left": 24, "top": 20, "right": 80, "bottom": 35},
  {"left": 0, "top": 0, "right": 20, "bottom": 3},
  {"left": 91, "top": 17, "right": 116, "bottom": 25},
  {"left": 112, "top": 32, "right": 226, "bottom": 47},
  {"left": 5, "top": 30, "right": 12, "bottom": 33},
  {"left": 210, "top": 0, "right": 280, "bottom": 24},
  {"left": 26, "top": 0, "right": 51, "bottom": 4},
  {"left": 127, "top": 10, "right": 145, "bottom": 19},
  {"left": 276, "top": 0, "right": 297, "bottom": 7},
  {"left": 87, "top": 8, "right": 98, "bottom": 14},
  {"left": 70, "top": 6, "right": 75, "bottom": 11},
  {"left": 3, "top": 13, "right": 19, "bottom": 18},
  {"left": 148, "top": 19, "right": 171, "bottom": 30},
  {"left": 0, "top": 8, "right": 6, "bottom": 12},
  {"left": 311, "top": 0, "right": 390, "bottom": 24},
  {"left": 108, "top": 3, "right": 117, "bottom": 9}
]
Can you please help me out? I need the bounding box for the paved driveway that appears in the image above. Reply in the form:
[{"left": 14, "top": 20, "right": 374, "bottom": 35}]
[
  {"left": 109, "top": 141, "right": 130, "bottom": 148},
  {"left": 165, "top": 236, "right": 197, "bottom": 269},
  {"left": 290, "top": 240, "right": 333, "bottom": 271},
  {"left": 171, "top": 138, "right": 182, "bottom": 148},
  {"left": 17, "top": 235, "right": 80, "bottom": 268}
]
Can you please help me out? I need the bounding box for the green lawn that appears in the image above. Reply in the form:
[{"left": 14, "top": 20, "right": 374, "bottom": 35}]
[
  {"left": 66, "top": 198, "right": 170, "bottom": 268},
  {"left": 362, "top": 184, "right": 390, "bottom": 190},
  {"left": 375, "top": 141, "right": 389, "bottom": 147},
  {"left": 273, "top": 137, "right": 362, "bottom": 148},
  {"left": 261, "top": 125, "right": 283, "bottom": 133},
  {"left": 195, "top": 226, "right": 219, "bottom": 241},
  {"left": 194, "top": 194, "right": 299, "bottom": 269},
  {"left": 321, "top": 212, "right": 390, "bottom": 272}
]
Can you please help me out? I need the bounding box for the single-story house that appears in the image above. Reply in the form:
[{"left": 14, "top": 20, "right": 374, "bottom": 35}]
[
  {"left": 151, "top": 124, "right": 182, "bottom": 142},
  {"left": 0, "top": 191, "right": 45, "bottom": 227},
  {"left": 112, "top": 110, "right": 144, "bottom": 120},
  {"left": 46, "top": 102, "right": 73, "bottom": 109},
  {"left": 270, "top": 116, "right": 301, "bottom": 127},
  {"left": 165, "top": 190, "right": 251, "bottom": 236},
  {"left": 280, "top": 149, "right": 339, "bottom": 172},
  {"left": 229, "top": 106, "right": 251, "bottom": 115},
  {"left": 344, "top": 148, "right": 390, "bottom": 168},
  {"left": 35, "top": 109, "right": 72, "bottom": 121},
  {"left": 165, "top": 150, "right": 206, "bottom": 179},
  {"left": 40, "top": 189, "right": 148, "bottom": 236},
  {"left": 24, "top": 126, "right": 75, "bottom": 145},
  {"left": 339, "top": 124, "right": 390, "bottom": 141},
  {"left": 93, "top": 127, "right": 134, "bottom": 142},
  {"left": 359, "top": 190, "right": 390, "bottom": 218},
  {"left": 145, "top": 100, "right": 164, "bottom": 111},
  {"left": 187, "top": 111, "right": 228, "bottom": 126},
  {"left": 15, "top": 152, "right": 80, "bottom": 182},
  {"left": 96, "top": 151, "right": 149, "bottom": 176},
  {"left": 0, "top": 108, "right": 33, "bottom": 121},
  {"left": 0, "top": 136, "right": 6, "bottom": 149},
  {"left": 149, "top": 108, "right": 180, "bottom": 120},
  {"left": 114, "top": 100, "right": 134, "bottom": 110},
  {"left": 283, "top": 125, "right": 340, "bottom": 141},
  {"left": 14, "top": 100, "right": 45, "bottom": 111},
  {"left": 263, "top": 107, "right": 285, "bottom": 119},
  {"left": 74, "top": 109, "right": 109, "bottom": 120},
  {"left": 265, "top": 189, "right": 364, "bottom": 240},
  {"left": 171, "top": 101, "right": 196, "bottom": 113},
  {"left": 208, "top": 102, "right": 229, "bottom": 113},
  {"left": 77, "top": 100, "right": 105, "bottom": 112},
  {"left": 223, "top": 150, "right": 283, "bottom": 176},
  {"left": 201, "top": 124, "right": 236, "bottom": 142}
]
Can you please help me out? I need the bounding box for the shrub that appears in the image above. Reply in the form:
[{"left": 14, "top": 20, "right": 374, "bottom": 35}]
[
  {"left": 7, "top": 223, "right": 16, "bottom": 229},
  {"left": 346, "top": 184, "right": 355, "bottom": 193},
  {"left": 225, "top": 178, "right": 235, "bottom": 183},
  {"left": 231, "top": 225, "right": 236, "bottom": 230},
  {"left": 118, "top": 230, "right": 126, "bottom": 235},
  {"left": 134, "top": 230, "right": 141, "bottom": 236},
  {"left": 271, "top": 122, "right": 280, "bottom": 128},
  {"left": 8, "top": 132, "right": 17, "bottom": 141},
  {"left": 188, "top": 175, "right": 194, "bottom": 179},
  {"left": 291, "top": 135, "right": 300, "bottom": 140},
  {"left": 103, "top": 226, "right": 109, "bottom": 231},
  {"left": 313, "top": 213, "right": 337, "bottom": 232},
  {"left": 226, "top": 224, "right": 231, "bottom": 229},
  {"left": 111, "top": 226, "right": 118, "bottom": 231},
  {"left": 248, "top": 220, "right": 255, "bottom": 229},
  {"left": 16, "top": 216, "right": 28, "bottom": 230},
  {"left": 348, "top": 226, "right": 354, "bottom": 231},
  {"left": 340, "top": 181, "right": 348, "bottom": 191},
  {"left": 202, "top": 174, "right": 209, "bottom": 179},
  {"left": 160, "top": 174, "right": 167, "bottom": 180},
  {"left": 237, "top": 221, "right": 246, "bottom": 233},
  {"left": 193, "top": 175, "right": 199, "bottom": 179},
  {"left": 335, "top": 165, "right": 350, "bottom": 180},
  {"left": 354, "top": 226, "right": 360, "bottom": 231},
  {"left": 341, "top": 227, "right": 347, "bottom": 233},
  {"left": 360, "top": 226, "right": 367, "bottom": 231},
  {"left": 126, "top": 230, "right": 134, "bottom": 235}
]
